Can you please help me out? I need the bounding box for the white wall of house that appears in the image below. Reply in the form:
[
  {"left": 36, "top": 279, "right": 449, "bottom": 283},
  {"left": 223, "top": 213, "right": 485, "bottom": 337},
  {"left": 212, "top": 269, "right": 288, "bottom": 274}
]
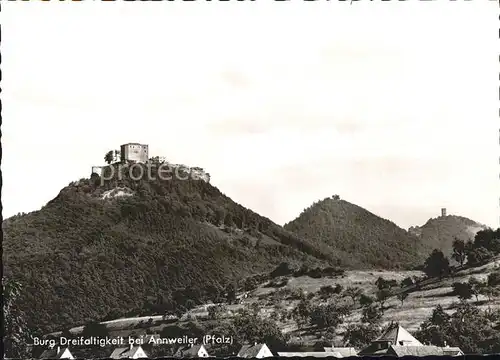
[
  {"left": 132, "top": 346, "right": 148, "bottom": 359},
  {"left": 197, "top": 345, "right": 209, "bottom": 357},
  {"left": 59, "top": 348, "right": 74, "bottom": 359},
  {"left": 256, "top": 345, "right": 273, "bottom": 358}
]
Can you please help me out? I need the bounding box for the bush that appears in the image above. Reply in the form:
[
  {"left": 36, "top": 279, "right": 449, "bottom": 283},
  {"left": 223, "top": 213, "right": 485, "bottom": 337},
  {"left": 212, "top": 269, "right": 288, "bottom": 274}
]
[
  {"left": 375, "top": 277, "right": 398, "bottom": 290},
  {"left": 452, "top": 282, "right": 473, "bottom": 301},
  {"left": 361, "top": 305, "right": 383, "bottom": 325},
  {"left": 244, "top": 277, "right": 258, "bottom": 292},
  {"left": 207, "top": 305, "right": 227, "bottom": 320},
  {"left": 487, "top": 270, "right": 500, "bottom": 287},
  {"left": 359, "top": 294, "right": 374, "bottom": 307},
  {"left": 233, "top": 310, "right": 289, "bottom": 350},
  {"left": 401, "top": 276, "right": 415, "bottom": 288},
  {"left": 270, "top": 262, "right": 294, "bottom": 278},
  {"left": 81, "top": 322, "right": 109, "bottom": 338},
  {"left": 375, "top": 289, "right": 391, "bottom": 307},
  {"left": 288, "top": 288, "right": 305, "bottom": 300},
  {"left": 318, "top": 285, "right": 337, "bottom": 297},
  {"left": 321, "top": 267, "right": 345, "bottom": 277},
  {"left": 343, "top": 324, "right": 381, "bottom": 349},
  {"left": 309, "top": 304, "right": 347, "bottom": 329},
  {"left": 293, "top": 265, "right": 310, "bottom": 277},
  {"left": 308, "top": 268, "right": 323, "bottom": 279},
  {"left": 467, "top": 247, "right": 493, "bottom": 267},
  {"left": 423, "top": 249, "right": 450, "bottom": 279}
]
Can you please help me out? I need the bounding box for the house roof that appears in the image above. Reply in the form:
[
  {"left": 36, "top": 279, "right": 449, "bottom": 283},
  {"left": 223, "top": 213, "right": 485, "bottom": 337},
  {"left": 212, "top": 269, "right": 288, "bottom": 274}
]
[
  {"left": 359, "top": 324, "right": 424, "bottom": 356},
  {"left": 40, "top": 347, "right": 72, "bottom": 359},
  {"left": 389, "top": 345, "right": 445, "bottom": 357},
  {"left": 174, "top": 345, "right": 207, "bottom": 357},
  {"left": 278, "top": 352, "right": 342, "bottom": 357},
  {"left": 442, "top": 347, "right": 464, "bottom": 356},
  {"left": 323, "top": 347, "right": 358, "bottom": 357},
  {"left": 375, "top": 324, "right": 423, "bottom": 346},
  {"left": 237, "top": 344, "right": 270, "bottom": 358},
  {"left": 109, "top": 345, "right": 143, "bottom": 359}
]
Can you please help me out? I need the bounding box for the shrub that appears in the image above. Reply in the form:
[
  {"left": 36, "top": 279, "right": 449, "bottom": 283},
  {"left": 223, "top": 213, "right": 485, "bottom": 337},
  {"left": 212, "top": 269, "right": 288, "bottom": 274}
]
[
  {"left": 244, "top": 277, "right": 258, "bottom": 292},
  {"left": 361, "top": 305, "right": 383, "bottom": 324},
  {"left": 452, "top": 282, "right": 473, "bottom": 301},
  {"left": 467, "top": 247, "right": 493, "bottom": 267},
  {"left": 401, "top": 277, "right": 415, "bottom": 288},
  {"left": 343, "top": 324, "right": 381, "bottom": 349},
  {"left": 309, "top": 304, "right": 343, "bottom": 329},
  {"left": 270, "top": 262, "right": 294, "bottom": 278},
  {"left": 318, "top": 285, "right": 339, "bottom": 298},
  {"left": 487, "top": 270, "right": 500, "bottom": 287},
  {"left": 359, "top": 294, "right": 374, "bottom": 307},
  {"left": 423, "top": 250, "right": 450, "bottom": 279}
]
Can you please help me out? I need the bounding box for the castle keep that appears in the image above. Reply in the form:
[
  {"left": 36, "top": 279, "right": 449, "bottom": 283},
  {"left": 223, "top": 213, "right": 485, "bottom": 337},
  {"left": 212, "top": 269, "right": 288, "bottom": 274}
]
[{"left": 120, "top": 143, "right": 149, "bottom": 163}]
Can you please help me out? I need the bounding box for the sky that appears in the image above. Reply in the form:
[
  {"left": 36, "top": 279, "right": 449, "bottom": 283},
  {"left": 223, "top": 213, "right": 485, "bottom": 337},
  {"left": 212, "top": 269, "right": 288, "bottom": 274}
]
[{"left": 2, "top": 1, "right": 498, "bottom": 230}]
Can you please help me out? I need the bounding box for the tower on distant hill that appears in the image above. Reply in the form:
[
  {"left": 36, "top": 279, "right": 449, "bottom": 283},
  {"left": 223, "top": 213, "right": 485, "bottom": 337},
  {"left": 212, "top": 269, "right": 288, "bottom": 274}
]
[{"left": 441, "top": 208, "right": 447, "bottom": 217}]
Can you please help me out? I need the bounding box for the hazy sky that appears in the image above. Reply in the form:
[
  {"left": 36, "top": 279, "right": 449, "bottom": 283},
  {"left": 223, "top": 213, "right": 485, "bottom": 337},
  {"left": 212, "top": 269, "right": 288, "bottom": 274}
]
[{"left": 2, "top": 1, "right": 498, "bottom": 229}]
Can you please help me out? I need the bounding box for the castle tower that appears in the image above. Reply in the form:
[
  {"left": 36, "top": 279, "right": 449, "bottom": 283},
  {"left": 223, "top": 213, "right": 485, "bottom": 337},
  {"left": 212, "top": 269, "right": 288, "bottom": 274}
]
[
  {"left": 120, "top": 143, "right": 149, "bottom": 163},
  {"left": 441, "top": 208, "right": 447, "bottom": 217}
]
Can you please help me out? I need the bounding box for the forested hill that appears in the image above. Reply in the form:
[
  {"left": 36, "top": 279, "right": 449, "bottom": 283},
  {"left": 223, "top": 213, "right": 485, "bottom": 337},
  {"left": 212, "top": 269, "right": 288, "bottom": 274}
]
[
  {"left": 409, "top": 215, "right": 489, "bottom": 258},
  {"left": 2, "top": 163, "right": 332, "bottom": 334},
  {"left": 284, "top": 197, "right": 432, "bottom": 270}
]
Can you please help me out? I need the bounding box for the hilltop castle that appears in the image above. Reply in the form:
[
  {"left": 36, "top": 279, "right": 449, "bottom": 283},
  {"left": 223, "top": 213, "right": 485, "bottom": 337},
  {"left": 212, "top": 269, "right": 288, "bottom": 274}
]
[
  {"left": 408, "top": 208, "right": 449, "bottom": 236},
  {"left": 92, "top": 142, "right": 210, "bottom": 182}
]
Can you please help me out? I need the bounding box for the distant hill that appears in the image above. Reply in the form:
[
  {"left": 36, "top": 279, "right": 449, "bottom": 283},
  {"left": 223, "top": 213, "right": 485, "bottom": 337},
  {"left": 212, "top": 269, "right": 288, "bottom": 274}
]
[
  {"left": 3, "top": 163, "right": 331, "bottom": 334},
  {"left": 284, "top": 197, "right": 431, "bottom": 270},
  {"left": 409, "top": 215, "right": 489, "bottom": 257}
]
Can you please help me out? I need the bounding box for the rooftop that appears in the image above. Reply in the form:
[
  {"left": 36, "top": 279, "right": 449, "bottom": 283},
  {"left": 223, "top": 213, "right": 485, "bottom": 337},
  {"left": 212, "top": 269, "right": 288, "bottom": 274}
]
[
  {"left": 109, "top": 345, "right": 144, "bottom": 359},
  {"left": 375, "top": 323, "right": 423, "bottom": 346},
  {"left": 237, "top": 344, "right": 270, "bottom": 358}
]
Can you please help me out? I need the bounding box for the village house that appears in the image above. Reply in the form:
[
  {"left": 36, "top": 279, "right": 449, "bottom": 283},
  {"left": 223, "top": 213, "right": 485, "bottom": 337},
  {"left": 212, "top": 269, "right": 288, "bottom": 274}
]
[
  {"left": 358, "top": 323, "right": 423, "bottom": 355},
  {"left": 109, "top": 344, "right": 148, "bottom": 359},
  {"left": 237, "top": 343, "right": 273, "bottom": 358},
  {"left": 39, "top": 346, "right": 74, "bottom": 359},
  {"left": 174, "top": 344, "right": 210, "bottom": 358},
  {"left": 441, "top": 346, "right": 465, "bottom": 356},
  {"left": 358, "top": 323, "right": 464, "bottom": 357}
]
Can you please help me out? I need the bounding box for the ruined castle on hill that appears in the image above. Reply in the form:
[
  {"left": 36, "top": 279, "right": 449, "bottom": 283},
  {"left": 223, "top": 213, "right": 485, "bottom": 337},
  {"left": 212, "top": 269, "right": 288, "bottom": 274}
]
[
  {"left": 92, "top": 142, "right": 210, "bottom": 183},
  {"left": 407, "top": 208, "right": 447, "bottom": 236}
]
